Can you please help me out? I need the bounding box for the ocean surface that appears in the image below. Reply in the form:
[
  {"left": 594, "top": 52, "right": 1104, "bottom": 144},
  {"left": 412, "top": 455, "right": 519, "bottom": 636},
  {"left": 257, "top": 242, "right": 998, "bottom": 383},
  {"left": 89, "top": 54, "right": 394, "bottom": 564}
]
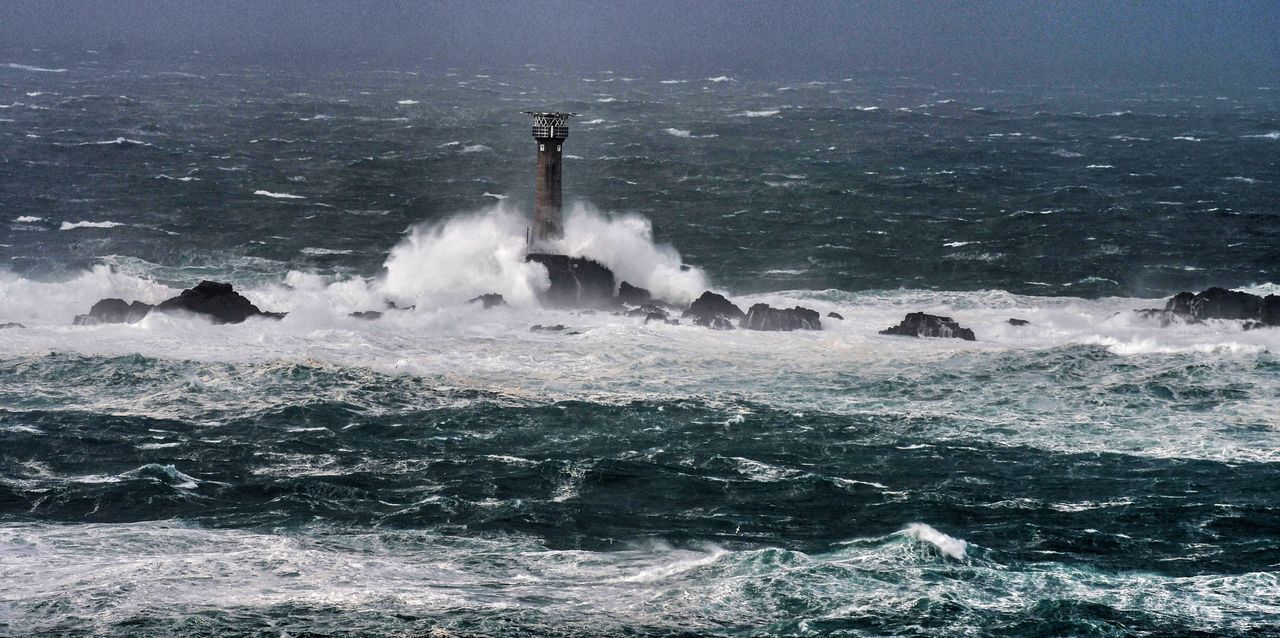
[{"left": 2, "top": 50, "right": 1279, "bottom": 636}]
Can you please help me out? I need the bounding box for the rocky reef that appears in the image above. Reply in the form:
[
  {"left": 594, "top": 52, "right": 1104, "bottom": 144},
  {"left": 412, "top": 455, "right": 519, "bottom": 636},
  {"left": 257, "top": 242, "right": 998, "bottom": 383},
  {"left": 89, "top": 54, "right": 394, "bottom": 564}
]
[
  {"left": 74, "top": 280, "right": 281, "bottom": 325},
  {"left": 880, "top": 312, "right": 977, "bottom": 341},
  {"left": 741, "top": 303, "right": 821, "bottom": 331}
]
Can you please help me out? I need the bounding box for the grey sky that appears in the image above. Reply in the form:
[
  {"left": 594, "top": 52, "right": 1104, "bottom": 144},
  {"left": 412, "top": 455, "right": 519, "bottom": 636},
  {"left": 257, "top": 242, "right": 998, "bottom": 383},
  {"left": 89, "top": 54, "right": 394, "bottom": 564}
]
[{"left": 4, "top": 1, "right": 1277, "bottom": 82}]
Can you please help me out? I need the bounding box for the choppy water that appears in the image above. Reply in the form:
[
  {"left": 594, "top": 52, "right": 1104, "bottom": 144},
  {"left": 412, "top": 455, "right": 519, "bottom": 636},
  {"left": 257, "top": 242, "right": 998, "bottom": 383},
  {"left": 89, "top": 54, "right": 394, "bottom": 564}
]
[{"left": 1, "top": 50, "right": 1279, "bottom": 636}]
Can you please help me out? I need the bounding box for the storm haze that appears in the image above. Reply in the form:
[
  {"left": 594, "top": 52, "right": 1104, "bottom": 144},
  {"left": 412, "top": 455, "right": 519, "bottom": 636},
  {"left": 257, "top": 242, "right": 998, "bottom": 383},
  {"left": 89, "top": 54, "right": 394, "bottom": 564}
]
[{"left": 4, "top": 0, "right": 1277, "bottom": 83}]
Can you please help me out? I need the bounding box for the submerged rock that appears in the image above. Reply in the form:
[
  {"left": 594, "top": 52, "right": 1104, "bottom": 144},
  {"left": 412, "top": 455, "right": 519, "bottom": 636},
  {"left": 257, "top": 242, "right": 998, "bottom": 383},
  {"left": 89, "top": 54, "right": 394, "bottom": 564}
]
[
  {"left": 349, "top": 311, "right": 383, "bottom": 320},
  {"left": 880, "top": 312, "right": 976, "bottom": 341},
  {"left": 741, "top": 303, "right": 822, "bottom": 331},
  {"left": 826, "top": 312, "right": 844, "bottom": 320},
  {"left": 530, "top": 324, "right": 566, "bottom": 332},
  {"left": 1007, "top": 318, "right": 1030, "bottom": 326},
  {"left": 153, "top": 280, "right": 267, "bottom": 324},
  {"left": 0, "top": 322, "right": 24, "bottom": 329},
  {"left": 469, "top": 293, "right": 506, "bottom": 309},
  {"left": 73, "top": 298, "right": 154, "bottom": 325},
  {"left": 526, "top": 253, "right": 617, "bottom": 309},
  {"left": 683, "top": 291, "right": 745, "bottom": 330}
]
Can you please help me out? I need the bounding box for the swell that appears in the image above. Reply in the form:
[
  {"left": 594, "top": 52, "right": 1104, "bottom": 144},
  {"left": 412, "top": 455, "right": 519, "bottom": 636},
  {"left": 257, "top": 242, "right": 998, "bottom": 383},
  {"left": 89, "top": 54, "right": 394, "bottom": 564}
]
[{"left": 2, "top": 399, "right": 1277, "bottom": 577}]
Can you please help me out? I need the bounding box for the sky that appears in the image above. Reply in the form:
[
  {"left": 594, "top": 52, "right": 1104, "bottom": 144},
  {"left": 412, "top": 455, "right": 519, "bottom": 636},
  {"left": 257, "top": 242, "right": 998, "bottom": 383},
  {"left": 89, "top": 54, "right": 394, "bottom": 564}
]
[{"left": 3, "top": 1, "right": 1277, "bottom": 82}]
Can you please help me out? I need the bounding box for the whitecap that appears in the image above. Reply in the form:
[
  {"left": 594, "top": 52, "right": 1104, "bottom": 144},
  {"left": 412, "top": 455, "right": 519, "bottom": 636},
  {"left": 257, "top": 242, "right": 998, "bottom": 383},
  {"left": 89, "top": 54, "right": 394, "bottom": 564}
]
[
  {"left": 459, "top": 144, "right": 489, "bottom": 153},
  {"left": 482, "top": 192, "right": 508, "bottom": 200},
  {"left": 732, "top": 109, "right": 780, "bottom": 117},
  {"left": 60, "top": 220, "right": 123, "bottom": 230},
  {"left": 1172, "top": 136, "right": 1202, "bottom": 142},
  {"left": 1224, "top": 176, "right": 1259, "bottom": 184},
  {"left": 664, "top": 128, "right": 692, "bottom": 138},
  {"left": 1051, "top": 149, "right": 1083, "bottom": 158},
  {"left": 580, "top": 118, "right": 605, "bottom": 125},
  {"left": 902, "top": 523, "right": 967, "bottom": 560},
  {"left": 4, "top": 63, "right": 67, "bottom": 73},
  {"left": 854, "top": 105, "right": 880, "bottom": 112},
  {"left": 943, "top": 241, "right": 976, "bottom": 247},
  {"left": 596, "top": 97, "right": 616, "bottom": 103},
  {"left": 1086, "top": 164, "right": 1115, "bottom": 169},
  {"left": 396, "top": 99, "right": 419, "bottom": 105},
  {"left": 706, "top": 76, "right": 735, "bottom": 83},
  {"left": 13, "top": 216, "right": 42, "bottom": 223},
  {"left": 253, "top": 190, "right": 305, "bottom": 199},
  {"left": 79, "top": 137, "right": 148, "bottom": 147},
  {"left": 154, "top": 174, "right": 200, "bottom": 181},
  {"left": 1240, "top": 131, "right": 1279, "bottom": 139},
  {"left": 659, "top": 79, "right": 686, "bottom": 84},
  {"left": 300, "top": 247, "right": 354, "bottom": 256}
]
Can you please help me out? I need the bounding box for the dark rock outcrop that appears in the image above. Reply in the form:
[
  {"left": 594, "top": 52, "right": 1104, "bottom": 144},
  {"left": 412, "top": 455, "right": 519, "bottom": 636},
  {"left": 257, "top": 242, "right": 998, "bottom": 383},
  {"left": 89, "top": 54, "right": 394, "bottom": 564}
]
[
  {"left": 530, "top": 324, "right": 566, "bottom": 332},
  {"left": 0, "top": 322, "right": 24, "bottom": 329},
  {"left": 526, "top": 253, "right": 617, "bottom": 309},
  {"left": 1007, "top": 318, "right": 1030, "bottom": 326},
  {"left": 617, "top": 281, "right": 651, "bottom": 306},
  {"left": 153, "top": 280, "right": 267, "bottom": 324},
  {"left": 349, "top": 311, "right": 383, "bottom": 320},
  {"left": 826, "top": 312, "right": 844, "bottom": 320},
  {"left": 880, "top": 312, "right": 976, "bottom": 341},
  {"left": 1142, "top": 287, "right": 1280, "bottom": 327},
  {"left": 468, "top": 293, "right": 506, "bottom": 309},
  {"left": 73, "top": 298, "right": 154, "bottom": 325},
  {"left": 683, "top": 291, "right": 745, "bottom": 330},
  {"left": 741, "top": 303, "right": 822, "bottom": 331}
]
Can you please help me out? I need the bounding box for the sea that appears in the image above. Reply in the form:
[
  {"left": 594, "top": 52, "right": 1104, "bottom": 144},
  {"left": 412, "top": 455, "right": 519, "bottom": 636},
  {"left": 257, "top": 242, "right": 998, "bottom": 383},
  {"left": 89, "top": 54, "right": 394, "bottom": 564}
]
[{"left": 1, "top": 51, "right": 1278, "bottom": 637}]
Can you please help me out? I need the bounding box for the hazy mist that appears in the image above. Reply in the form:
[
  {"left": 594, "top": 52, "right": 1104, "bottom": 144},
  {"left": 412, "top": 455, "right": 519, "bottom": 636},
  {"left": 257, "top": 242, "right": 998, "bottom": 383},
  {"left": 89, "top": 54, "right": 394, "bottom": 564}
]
[{"left": 4, "top": 1, "right": 1278, "bottom": 82}]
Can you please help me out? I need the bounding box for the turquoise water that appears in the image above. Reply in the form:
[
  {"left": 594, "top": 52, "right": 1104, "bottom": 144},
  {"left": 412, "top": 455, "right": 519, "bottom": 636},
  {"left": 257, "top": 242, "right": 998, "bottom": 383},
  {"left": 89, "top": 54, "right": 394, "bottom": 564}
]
[{"left": 1, "top": 51, "right": 1278, "bottom": 636}]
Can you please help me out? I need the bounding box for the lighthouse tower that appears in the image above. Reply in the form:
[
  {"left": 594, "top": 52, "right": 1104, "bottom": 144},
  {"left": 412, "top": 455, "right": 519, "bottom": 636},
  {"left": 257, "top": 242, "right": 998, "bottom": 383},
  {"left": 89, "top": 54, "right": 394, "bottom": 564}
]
[{"left": 524, "top": 111, "right": 575, "bottom": 244}]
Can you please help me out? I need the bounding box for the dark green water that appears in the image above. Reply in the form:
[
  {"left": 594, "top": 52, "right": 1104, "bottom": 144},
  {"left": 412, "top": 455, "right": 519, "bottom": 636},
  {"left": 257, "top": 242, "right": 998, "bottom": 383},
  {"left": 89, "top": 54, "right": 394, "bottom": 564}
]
[{"left": 1, "top": 51, "right": 1278, "bottom": 636}]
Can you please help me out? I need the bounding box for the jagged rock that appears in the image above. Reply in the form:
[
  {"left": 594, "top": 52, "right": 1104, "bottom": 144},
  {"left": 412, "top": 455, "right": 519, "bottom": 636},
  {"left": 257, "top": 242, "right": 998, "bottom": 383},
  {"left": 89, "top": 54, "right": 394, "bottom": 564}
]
[
  {"left": 469, "top": 293, "right": 506, "bottom": 309},
  {"left": 617, "top": 281, "right": 652, "bottom": 306},
  {"left": 530, "top": 324, "right": 566, "bottom": 332},
  {"left": 1265, "top": 295, "right": 1280, "bottom": 326},
  {"left": 826, "top": 312, "right": 844, "bottom": 320},
  {"left": 741, "top": 303, "right": 822, "bottom": 331},
  {"left": 643, "top": 312, "right": 675, "bottom": 325},
  {"left": 880, "top": 312, "right": 976, "bottom": 341},
  {"left": 1008, "top": 318, "right": 1030, "bottom": 326},
  {"left": 350, "top": 311, "right": 383, "bottom": 320},
  {"left": 0, "top": 322, "right": 24, "bottom": 329},
  {"left": 153, "top": 280, "right": 266, "bottom": 324},
  {"left": 624, "top": 304, "right": 668, "bottom": 320},
  {"left": 683, "top": 291, "right": 745, "bottom": 329},
  {"left": 526, "top": 253, "right": 618, "bottom": 309},
  {"left": 1146, "top": 287, "right": 1279, "bottom": 327},
  {"left": 1170, "top": 287, "right": 1262, "bottom": 321},
  {"left": 73, "top": 298, "right": 154, "bottom": 325}
]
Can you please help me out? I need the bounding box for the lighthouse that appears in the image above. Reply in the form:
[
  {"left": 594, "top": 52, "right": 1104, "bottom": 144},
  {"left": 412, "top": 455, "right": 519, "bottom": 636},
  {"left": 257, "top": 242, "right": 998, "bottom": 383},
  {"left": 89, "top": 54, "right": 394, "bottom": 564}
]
[{"left": 524, "top": 111, "right": 575, "bottom": 244}]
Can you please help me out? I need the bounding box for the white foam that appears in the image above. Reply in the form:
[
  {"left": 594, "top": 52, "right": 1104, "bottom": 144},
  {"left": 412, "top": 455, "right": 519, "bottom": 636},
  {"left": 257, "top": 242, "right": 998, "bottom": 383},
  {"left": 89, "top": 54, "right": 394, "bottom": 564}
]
[
  {"left": 60, "top": 220, "right": 123, "bottom": 230},
  {"left": 902, "top": 523, "right": 967, "bottom": 560},
  {"left": 253, "top": 190, "right": 305, "bottom": 199},
  {"left": 663, "top": 128, "right": 716, "bottom": 139},
  {"left": 1172, "top": 136, "right": 1202, "bottom": 142},
  {"left": 396, "top": 99, "right": 419, "bottom": 105},
  {"left": 580, "top": 118, "right": 605, "bottom": 124},
  {"left": 13, "top": 216, "right": 42, "bottom": 223},
  {"left": 481, "top": 192, "right": 508, "bottom": 200},
  {"left": 659, "top": 79, "right": 686, "bottom": 84},
  {"left": 4, "top": 63, "right": 67, "bottom": 73},
  {"left": 300, "top": 247, "right": 354, "bottom": 256},
  {"left": 706, "top": 76, "right": 735, "bottom": 83},
  {"left": 732, "top": 109, "right": 780, "bottom": 117},
  {"left": 459, "top": 144, "right": 489, "bottom": 153},
  {"left": 1241, "top": 131, "right": 1279, "bottom": 139}
]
